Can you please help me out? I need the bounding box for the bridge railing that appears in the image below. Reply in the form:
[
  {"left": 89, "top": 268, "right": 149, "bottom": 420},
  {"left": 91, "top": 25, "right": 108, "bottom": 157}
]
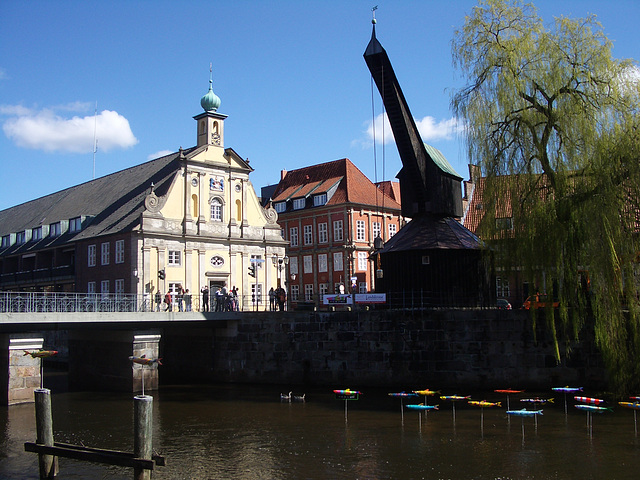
[
  {"left": 0, "top": 290, "right": 491, "bottom": 314},
  {"left": 0, "top": 291, "right": 269, "bottom": 313},
  {"left": 0, "top": 291, "right": 150, "bottom": 313}
]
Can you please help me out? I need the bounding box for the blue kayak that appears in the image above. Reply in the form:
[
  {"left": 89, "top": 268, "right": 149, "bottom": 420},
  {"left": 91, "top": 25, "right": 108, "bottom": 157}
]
[
  {"left": 506, "top": 408, "right": 543, "bottom": 416},
  {"left": 406, "top": 404, "right": 439, "bottom": 411}
]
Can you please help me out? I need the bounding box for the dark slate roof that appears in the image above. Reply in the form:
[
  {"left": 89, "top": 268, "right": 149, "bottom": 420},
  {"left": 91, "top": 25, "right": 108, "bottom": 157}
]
[
  {"left": 0, "top": 149, "right": 192, "bottom": 255},
  {"left": 380, "top": 215, "right": 481, "bottom": 253},
  {"left": 260, "top": 184, "right": 279, "bottom": 207}
]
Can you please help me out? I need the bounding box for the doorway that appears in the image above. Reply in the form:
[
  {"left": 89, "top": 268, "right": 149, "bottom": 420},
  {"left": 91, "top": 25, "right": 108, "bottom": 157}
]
[{"left": 209, "top": 279, "right": 228, "bottom": 311}]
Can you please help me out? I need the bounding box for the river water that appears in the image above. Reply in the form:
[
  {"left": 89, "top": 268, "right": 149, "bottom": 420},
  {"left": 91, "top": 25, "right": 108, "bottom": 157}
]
[{"left": 2, "top": 382, "right": 640, "bottom": 479}]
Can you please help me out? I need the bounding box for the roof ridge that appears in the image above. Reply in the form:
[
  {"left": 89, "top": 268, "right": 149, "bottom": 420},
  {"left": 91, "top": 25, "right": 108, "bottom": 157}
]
[
  {"left": 283, "top": 158, "right": 348, "bottom": 177},
  {"left": 0, "top": 150, "right": 184, "bottom": 215},
  {"left": 0, "top": 153, "right": 182, "bottom": 237}
]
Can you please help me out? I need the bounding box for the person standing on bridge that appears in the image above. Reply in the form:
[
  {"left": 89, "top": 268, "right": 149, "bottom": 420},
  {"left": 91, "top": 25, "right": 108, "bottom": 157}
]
[
  {"left": 214, "top": 286, "right": 223, "bottom": 312},
  {"left": 231, "top": 286, "right": 238, "bottom": 311},
  {"left": 221, "top": 284, "right": 228, "bottom": 311},
  {"left": 201, "top": 285, "right": 209, "bottom": 312},
  {"left": 276, "top": 287, "right": 286, "bottom": 312},
  {"left": 155, "top": 291, "right": 162, "bottom": 312},
  {"left": 164, "top": 291, "right": 172, "bottom": 311},
  {"left": 184, "top": 289, "right": 192, "bottom": 312},
  {"left": 176, "top": 284, "right": 184, "bottom": 312},
  {"left": 269, "top": 287, "right": 276, "bottom": 311}
]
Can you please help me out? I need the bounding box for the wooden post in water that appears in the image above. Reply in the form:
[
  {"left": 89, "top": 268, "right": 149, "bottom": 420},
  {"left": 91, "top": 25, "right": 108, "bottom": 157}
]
[
  {"left": 344, "top": 399, "right": 348, "bottom": 424},
  {"left": 34, "top": 388, "right": 58, "bottom": 478},
  {"left": 134, "top": 395, "right": 153, "bottom": 480}
]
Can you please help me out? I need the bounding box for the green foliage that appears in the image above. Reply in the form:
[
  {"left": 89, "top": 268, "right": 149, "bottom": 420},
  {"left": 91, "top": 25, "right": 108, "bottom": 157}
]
[{"left": 452, "top": 0, "right": 640, "bottom": 393}]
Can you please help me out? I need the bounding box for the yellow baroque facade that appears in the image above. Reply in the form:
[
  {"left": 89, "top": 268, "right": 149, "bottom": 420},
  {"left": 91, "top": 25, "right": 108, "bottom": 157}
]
[
  {"left": 136, "top": 90, "right": 286, "bottom": 310},
  {"left": 0, "top": 74, "right": 285, "bottom": 311}
]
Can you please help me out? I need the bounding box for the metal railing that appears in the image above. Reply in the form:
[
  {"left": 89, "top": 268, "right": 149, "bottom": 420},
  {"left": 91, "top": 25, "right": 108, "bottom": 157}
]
[
  {"left": 0, "top": 291, "right": 273, "bottom": 314},
  {"left": 0, "top": 291, "right": 147, "bottom": 313},
  {"left": 280, "top": 291, "right": 489, "bottom": 310},
  {"left": 0, "top": 290, "right": 490, "bottom": 314}
]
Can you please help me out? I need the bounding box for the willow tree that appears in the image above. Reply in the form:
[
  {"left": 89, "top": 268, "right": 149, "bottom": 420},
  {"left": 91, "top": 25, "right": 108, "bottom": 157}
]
[{"left": 452, "top": 0, "right": 640, "bottom": 393}]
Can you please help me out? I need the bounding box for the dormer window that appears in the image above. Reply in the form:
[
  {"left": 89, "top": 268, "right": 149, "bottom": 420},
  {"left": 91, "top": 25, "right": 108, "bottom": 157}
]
[
  {"left": 293, "top": 198, "right": 305, "bottom": 210},
  {"left": 313, "top": 193, "right": 327, "bottom": 206},
  {"left": 50, "top": 222, "right": 61, "bottom": 237},
  {"left": 274, "top": 201, "right": 286, "bottom": 213},
  {"left": 16, "top": 231, "right": 26, "bottom": 245},
  {"left": 69, "top": 216, "right": 82, "bottom": 233},
  {"left": 1, "top": 235, "right": 10, "bottom": 248},
  {"left": 32, "top": 226, "right": 42, "bottom": 241}
]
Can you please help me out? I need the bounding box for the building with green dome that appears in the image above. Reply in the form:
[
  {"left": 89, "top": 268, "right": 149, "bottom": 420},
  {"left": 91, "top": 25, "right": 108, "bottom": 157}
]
[{"left": 0, "top": 71, "right": 287, "bottom": 310}]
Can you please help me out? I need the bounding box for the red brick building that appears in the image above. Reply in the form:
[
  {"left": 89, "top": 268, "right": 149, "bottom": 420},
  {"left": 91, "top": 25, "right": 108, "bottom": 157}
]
[
  {"left": 269, "top": 158, "right": 404, "bottom": 306},
  {"left": 461, "top": 164, "right": 528, "bottom": 308}
]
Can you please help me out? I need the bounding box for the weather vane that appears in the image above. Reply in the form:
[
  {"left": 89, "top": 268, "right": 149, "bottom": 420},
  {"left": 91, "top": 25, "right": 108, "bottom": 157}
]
[{"left": 372, "top": 5, "right": 378, "bottom": 24}]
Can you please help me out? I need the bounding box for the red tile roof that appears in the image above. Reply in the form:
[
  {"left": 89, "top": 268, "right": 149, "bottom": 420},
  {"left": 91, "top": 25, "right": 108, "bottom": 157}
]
[
  {"left": 291, "top": 181, "right": 322, "bottom": 199},
  {"left": 271, "top": 158, "right": 401, "bottom": 211},
  {"left": 375, "top": 180, "right": 401, "bottom": 203},
  {"left": 463, "top": 170, "right": 556, "bottom": 235}
]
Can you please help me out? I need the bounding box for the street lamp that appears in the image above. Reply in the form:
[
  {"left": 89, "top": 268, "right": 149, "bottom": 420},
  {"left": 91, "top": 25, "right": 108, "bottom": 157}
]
[
  {"left": 271, "top": 254, "right": 289, "bottom": 289},
  {"left": 344, "top": 241, "right": 357, "bottom": 293}
]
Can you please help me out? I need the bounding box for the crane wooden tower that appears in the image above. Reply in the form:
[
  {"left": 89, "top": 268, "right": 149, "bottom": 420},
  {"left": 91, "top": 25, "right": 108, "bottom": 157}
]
[{"left": 364, "top": 21, "right": 489, "bottom": 307}]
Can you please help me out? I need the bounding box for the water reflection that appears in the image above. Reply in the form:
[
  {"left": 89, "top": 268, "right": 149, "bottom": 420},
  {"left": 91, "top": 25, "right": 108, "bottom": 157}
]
[{"left": 2, "top": 384, "right": 640, "bottom": 479}]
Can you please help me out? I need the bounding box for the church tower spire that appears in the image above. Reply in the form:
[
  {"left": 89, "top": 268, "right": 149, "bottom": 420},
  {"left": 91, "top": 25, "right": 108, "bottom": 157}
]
[{"left": 194, "top": 64, "right": 228, "bottom": 148}]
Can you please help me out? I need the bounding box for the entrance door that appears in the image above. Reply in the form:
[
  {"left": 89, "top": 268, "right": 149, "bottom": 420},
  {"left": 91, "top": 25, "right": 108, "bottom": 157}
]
[
  {"left": 209, "top": 280, "right": 227, "bottom": 311},
  {"left": 209, "top": 280, "right": 227, "bottom": 292}
]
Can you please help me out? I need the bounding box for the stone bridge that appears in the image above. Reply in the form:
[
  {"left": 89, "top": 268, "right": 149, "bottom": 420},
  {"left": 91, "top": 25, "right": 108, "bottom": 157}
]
[
  {"left": 0, "top": 310, "right": 234, "bottom": 405},
  {"left": 1, "top": 308, "right": 607, "bottom": 406}
]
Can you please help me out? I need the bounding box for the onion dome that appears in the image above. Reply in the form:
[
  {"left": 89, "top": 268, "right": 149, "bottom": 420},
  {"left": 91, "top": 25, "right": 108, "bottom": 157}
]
[{"left": 200, "top": 68, "right": 220, "bottom": 112}]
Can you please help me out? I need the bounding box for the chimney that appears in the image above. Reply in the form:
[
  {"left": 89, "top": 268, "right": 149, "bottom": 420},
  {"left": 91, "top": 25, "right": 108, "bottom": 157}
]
[
  {"left": 468, "top": 164, "right": 481, "bottom": 183},
  {"left": 281, "top": 169, "right": 287, "bottom": 181}
]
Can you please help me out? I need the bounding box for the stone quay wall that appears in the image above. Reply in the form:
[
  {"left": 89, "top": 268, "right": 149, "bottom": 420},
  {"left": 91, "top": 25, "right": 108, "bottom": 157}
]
[{"left": 210, "top": 308, "right": 606, "bottom": 390}]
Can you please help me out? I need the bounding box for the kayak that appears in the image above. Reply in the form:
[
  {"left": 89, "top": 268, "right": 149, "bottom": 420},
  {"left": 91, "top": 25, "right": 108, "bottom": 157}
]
[
  {"left": 406, "top": 404, "right": 439, "bottom": 411},
  {"left": 506, "top": 409, "right": 543, "bottom": 416}
]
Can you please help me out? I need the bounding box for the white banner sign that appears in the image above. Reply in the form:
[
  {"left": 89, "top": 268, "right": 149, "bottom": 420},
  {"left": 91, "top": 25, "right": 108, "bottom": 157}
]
[
  {"left": 355, "top": 293, "right": 386, "bottom": 304},
  {"left": 322, "top": 294, "right": 353, "bottom": 305}
]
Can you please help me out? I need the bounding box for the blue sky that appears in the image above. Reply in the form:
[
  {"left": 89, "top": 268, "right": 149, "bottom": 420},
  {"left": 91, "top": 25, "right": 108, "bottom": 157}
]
[{"left": 1, "top": 1, "right": 638, "bottom": 212}]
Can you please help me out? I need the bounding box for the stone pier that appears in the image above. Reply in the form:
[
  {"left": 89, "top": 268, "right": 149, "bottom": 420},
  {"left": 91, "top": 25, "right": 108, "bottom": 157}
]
[
  {"left": 132, "top": 334, "right": 161, "bottom": 394},
  {"left": 1, "top": 336, "right": 44, "bottom": 405}
]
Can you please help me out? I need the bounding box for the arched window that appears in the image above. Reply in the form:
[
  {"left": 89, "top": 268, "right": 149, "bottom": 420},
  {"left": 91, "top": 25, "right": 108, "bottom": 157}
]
[
  {"left": 236, "top": 199, "right": 242, "bottom": 221},
  {"left": 210, "top": 198, "right": 223, "bottom": 222}
]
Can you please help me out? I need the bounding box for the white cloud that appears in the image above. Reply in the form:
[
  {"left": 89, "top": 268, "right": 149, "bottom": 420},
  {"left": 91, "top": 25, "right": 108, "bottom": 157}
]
[
  {"left": 360, "top": 112, "right": 465, "bottom": 147},
  {"left": 1, "top": 104, "right": 138, "bottom": 153},
  {"left": 0, "top": 68, "right": 7, "bottom": 80},
  {"left": 365, "top": 113, "right": 395, "bottom": 145},
  {"left": 147, "top": 150, "right": 173, "bottom": 160},
  {"left": 415, "top": 115, "right": 465, "bottom": 141},
  {"left": 0, "top": 104, "right": 33, "bottom": 116}
]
